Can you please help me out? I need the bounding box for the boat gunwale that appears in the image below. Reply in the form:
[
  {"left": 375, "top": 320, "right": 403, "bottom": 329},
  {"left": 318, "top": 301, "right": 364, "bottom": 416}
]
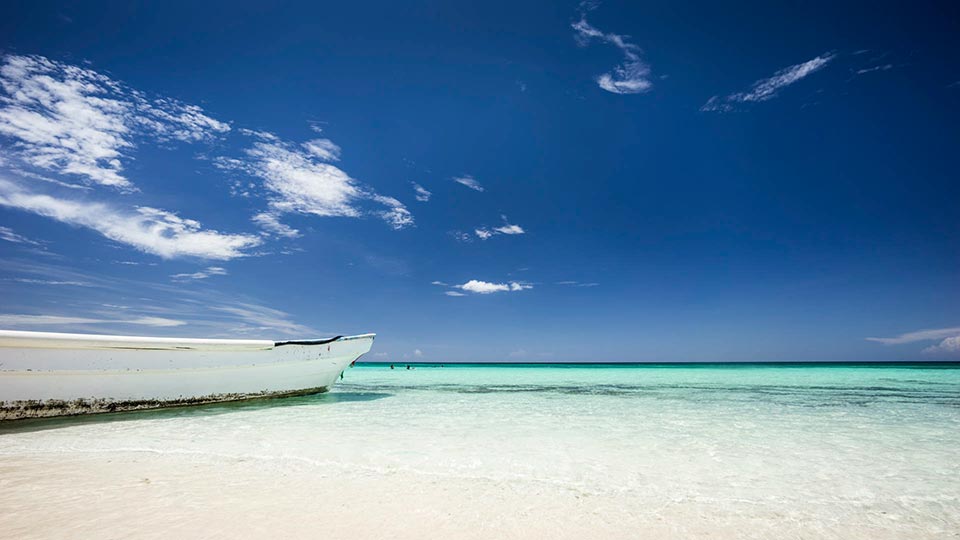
[{"left": 0, "top": 330, "right": 375, "bottom": 351}]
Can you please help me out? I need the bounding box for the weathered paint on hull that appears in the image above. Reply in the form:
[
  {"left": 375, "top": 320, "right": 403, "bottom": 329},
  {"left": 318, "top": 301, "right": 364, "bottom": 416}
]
[
  {"left": 0, "top": 331, "right": 374, "bottom": 421},
  {"left": 1, "top": 386, "right": 330, "bottom": 420}
]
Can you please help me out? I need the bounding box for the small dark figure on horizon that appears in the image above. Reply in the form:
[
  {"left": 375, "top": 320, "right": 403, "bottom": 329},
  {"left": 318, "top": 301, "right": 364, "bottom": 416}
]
[{"left": 390, "top": 364, "right": 394, "bottom": 369}]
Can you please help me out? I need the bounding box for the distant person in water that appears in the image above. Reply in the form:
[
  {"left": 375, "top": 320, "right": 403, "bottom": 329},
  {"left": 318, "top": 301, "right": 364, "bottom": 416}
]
[
  {"left": 406, "top": 365, "right": 410, "bottom": 370},
  {"left": 390, "top": 364, "right": 394, "bottom": 369}
]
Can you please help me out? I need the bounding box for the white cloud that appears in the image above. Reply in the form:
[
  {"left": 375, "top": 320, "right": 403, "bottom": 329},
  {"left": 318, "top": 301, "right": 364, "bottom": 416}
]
[
  {"left": 0, "top": 54, "right": 229, "bottom": 189},
  {"left": 302, "top": 138, "right": 341, "bottom": 161},
  {"left": 701, "top": 53, "right": 835, "bottom": 112},
  {"left": 444, "top": 291, "right": 466, "bottom": 296},
  {"left": 138, "top": 98, "right": 231, "bottom": 143},
  {"left": 217, "top": 138, "right": 413, "bottom": 230},
  {"left": 866, "top": 327, "right": 960, "bottom": 345},
  {"left": 557, "top": 280, "right": 599, "bottom": 287},
  {"left": 494, "top": 223, "right": 524, "bottom": 235},
  {"left": 572, "top": 15, "right": 653, "bottom": 94},
  {"left": 238, "top": 128, "right": 279, "bottom": 141},
  {"left": 0, "top": 177, "right": 261, "bottom": 260},
  {"left": 252, "top": 212, "right": 301, "bottom": 238},
  {"left": 229, "top": 141, "right": 361, "bottom": 217},
  {"left": 449, "top": 230, "right": 473, "bottom": 242},
  {"left": 8, "top": 168, "right": 90, "bottom": 190},
  {"left": 0, "top": 313, "right": 185, "bottom": 327},
  {"left": 0, "top": 258, "right": 322, "bottom": 337},
  {"left": 923, "top": 336, "right": 960, "bottom": 355},
  {"left": 458, "top": 279, "right": 532, "bottom": 294},
  {"left": 0, "top": 225, "right": 41, "bottom": 245},
  {"left": 412, "top": 182, "right": 431, "bottom": 202},
  {"left": 413, "top": 348, "right": 423, "bottom": 357},
  {"left": 372, "top": 194, "right": 414, "bottom": 230},
  {"left": 474, "top": 216, "right": 525, "bottom": 240},
  {"left": 8, "top": 277, "right": 90, "bottom": 286},
  {"left": 211, "top": 303, "right": 316, "bottom": 336},
  {"left": 171, "top": 266, "right": 228, "bottom": 282},
  {"left": 855, "top": 64, "right": 894, "bottom": 76},
  {"left": 453, "top": 175, "right": 484, "bottom": 191}
]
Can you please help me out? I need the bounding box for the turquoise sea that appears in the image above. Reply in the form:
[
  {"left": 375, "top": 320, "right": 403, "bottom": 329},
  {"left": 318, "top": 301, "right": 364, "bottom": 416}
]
[{"left": 1, "top": 362, "right": 959, "bottom": 539}]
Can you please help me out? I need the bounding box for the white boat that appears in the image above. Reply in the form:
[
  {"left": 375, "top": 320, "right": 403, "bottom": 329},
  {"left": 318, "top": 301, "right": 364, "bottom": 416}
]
[{"left": 0, "top": 329, "right": 374, "bottom": 421}]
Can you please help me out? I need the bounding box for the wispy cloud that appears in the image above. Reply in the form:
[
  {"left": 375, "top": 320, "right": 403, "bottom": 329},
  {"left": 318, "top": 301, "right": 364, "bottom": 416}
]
[
  {"left": 557, "top": 280, "right": 599, "bottom": 287},
  {"left": 302, "top": 138, "right": 342, "bottom": 161},
  {"left": 474, "top": 228, "right": 493, "bottom": 240},
  {"left": 0, "top": 258, "right": 322, "bottom": 337},
  {"left": 449, "top": 230, "right": 474, "bottom": 243},
  {"left": 371, "top": 194, "right": 414, "bottom": 230},
  {"left": 412, "top": 182, "right": 431, "bottom": 202},
  {"left": 855, "top": 64, "right": 894, "bottom": 76},
  {"left": 866, "top": 326, "right": 960, "bottom": 345},
  {"left": 0, "top": 313, "right": 186, "bottom": 327},
  {"left": 7, "top": 168, "right": 90, "bottom": 190},
  {"left": 452, "top": 175, "right": 484, "bottom": 192},
  {"left": 0, "top": 177, "right": 261, "bottom": 259},
  {"left": 866, "top": 326, "right": 960, "bottom": 356},
  {"left": 210, "top": 302, "right": 317, "bottom": 336},
  {"left": 252, "top": 211, "right": 301, "bottom": 238},
  {"left": 7, "top": 277, "right": 90, "bottom": 286},
  {"left": 0, "top": 55, "right": 267, "bottom": 261},
  {"left": 473, "top": 215, "right": 525, "bottom": 240},
  {"left": 171, "top": 266, "right": 228, "bottom": 282},
  {"left": 0, "top": 54, "right": 229, "bottom": 189},
  {"left": 0, "top": 54, "right": 408, "bottom": 262},
  {"left": 572, "top": 5, "right": 653, "bottom": 94},
  {"left": 218, "top": 134, "right": 413, "bottom": 230},
  {"left": 0, "top": 225, "right": 41, "bottom": 245},
  {"left": 701, "top": 53, "right": 835, "bottom": 112}
]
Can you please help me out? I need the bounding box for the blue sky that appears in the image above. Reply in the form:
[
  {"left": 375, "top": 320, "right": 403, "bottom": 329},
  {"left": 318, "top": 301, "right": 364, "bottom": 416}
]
[{"left": 0, "top": 0, "right": 957, "bottom": 362}]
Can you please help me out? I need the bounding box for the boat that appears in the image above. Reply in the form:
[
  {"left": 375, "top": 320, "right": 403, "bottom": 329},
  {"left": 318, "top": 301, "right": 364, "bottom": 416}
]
[{"left": 0, "top": 329, "right": 374, "bottom": 420}]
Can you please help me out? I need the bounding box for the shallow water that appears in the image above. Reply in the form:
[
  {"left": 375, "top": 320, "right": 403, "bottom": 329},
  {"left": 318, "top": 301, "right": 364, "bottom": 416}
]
[{"left": 1, "top": 363, "right": 959, "bottom": 539}]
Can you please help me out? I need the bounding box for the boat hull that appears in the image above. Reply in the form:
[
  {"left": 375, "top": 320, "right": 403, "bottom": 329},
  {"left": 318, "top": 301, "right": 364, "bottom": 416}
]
[{"left": 0, "top": 331, "right": 374, "bottom": 420}]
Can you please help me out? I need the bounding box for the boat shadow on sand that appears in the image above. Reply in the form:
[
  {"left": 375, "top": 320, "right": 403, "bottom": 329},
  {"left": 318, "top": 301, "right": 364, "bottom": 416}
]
[{"left": 0, "top": 391, "right": 392, "bottom": 434}]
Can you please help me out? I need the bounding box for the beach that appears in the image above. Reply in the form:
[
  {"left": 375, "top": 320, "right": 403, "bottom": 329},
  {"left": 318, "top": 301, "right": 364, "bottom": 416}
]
[{"left": 1, "top": 364, "right": 958, "bottom": 539}]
